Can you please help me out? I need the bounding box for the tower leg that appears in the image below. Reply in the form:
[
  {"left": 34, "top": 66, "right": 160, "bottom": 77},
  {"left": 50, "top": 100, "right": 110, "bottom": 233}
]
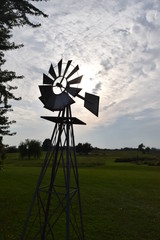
[{"left": 66, "top": 106, "right": 70, "bottom": 240}]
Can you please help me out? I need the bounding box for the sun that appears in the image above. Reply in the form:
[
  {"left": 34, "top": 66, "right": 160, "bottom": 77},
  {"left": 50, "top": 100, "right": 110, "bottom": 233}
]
[{"left": 80, "top": 64, "right": 96, "bottom": 93}]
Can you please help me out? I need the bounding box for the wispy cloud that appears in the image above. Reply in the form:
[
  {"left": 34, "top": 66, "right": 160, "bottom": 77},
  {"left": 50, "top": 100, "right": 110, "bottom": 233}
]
[{"left": 3, "top": 0, "right": 160, "bottom": 148}]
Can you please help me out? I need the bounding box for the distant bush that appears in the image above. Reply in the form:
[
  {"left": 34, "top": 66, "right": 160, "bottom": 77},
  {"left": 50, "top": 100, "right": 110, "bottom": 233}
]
[
  {"left": 115, "top": 157, "right": 137, "bottom": 163},
  {"left": 115, "top": 157, "right": 160, "bottom": 166},
  {"left": 6, "top": 146, "right": 18, "bottom": 153}
]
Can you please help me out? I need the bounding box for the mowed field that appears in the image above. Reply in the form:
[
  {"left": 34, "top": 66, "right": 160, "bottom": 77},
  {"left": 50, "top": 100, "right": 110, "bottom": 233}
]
[{"left": 0, "top": 150, "right": 160, "bottom": 240}]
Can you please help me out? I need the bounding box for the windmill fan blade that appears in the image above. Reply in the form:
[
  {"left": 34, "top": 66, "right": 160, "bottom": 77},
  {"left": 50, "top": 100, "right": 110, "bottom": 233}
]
[
  {"left": 39, "top": 85, "right": 53, "bottom": 102},
  {"left": 43, "top": 74, "right": 54, "bottom": 85},
  {"left": 66, "top": 86, "right": 82, "bottom": 97},
  {"left": 49, "top": 64, "right": 57, "bottom": 80},
  {"left": 58, "top": 59, "right": 62, "bottom": 76},
  {"left": 43, "top": 94, "right": 56, "bottom": 110},
  {"left": 39, "top": 96, "right": 46, "bottom": 105},
  {"left": 67, "top": 75, "right": 83, "bottom": 85},
  {"left": 66, "top": 65, "right": 79, "bottom": 80},
  {"left": 84, "top": 92, "right": 99, "bottom": 117},
  {"left": 45, "top": 92, "right": 75, "bottom": 111},
  {"left": 63, "top": 60, "right": 72, "bottom": 77}
]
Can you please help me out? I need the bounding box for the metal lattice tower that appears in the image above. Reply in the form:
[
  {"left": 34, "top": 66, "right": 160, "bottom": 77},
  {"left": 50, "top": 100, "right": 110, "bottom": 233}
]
[{"left": 21, "top": 59, "right": 99, "bottom": 240}]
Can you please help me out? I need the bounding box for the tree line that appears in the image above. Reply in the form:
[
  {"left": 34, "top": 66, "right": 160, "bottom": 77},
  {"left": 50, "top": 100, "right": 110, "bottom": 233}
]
[
  {"left": 0, "top": 138, "right": 157, "bottom": 170},
  {"left": 1, "top": 139, "right": 93, "bottom": 161}
]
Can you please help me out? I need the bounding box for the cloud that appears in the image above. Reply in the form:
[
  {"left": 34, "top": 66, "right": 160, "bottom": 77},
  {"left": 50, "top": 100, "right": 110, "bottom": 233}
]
[
  {"left": 3, "top": 0, "right": 160, "bottom": 148},
  {"left": 92, "top": 82, "right": 102, "bottom": 94}
]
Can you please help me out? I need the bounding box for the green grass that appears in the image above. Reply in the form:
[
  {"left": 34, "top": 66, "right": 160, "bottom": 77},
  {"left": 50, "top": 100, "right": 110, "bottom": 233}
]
[{"left": 0, "top": 150, "right": 160, "bottom": 239}]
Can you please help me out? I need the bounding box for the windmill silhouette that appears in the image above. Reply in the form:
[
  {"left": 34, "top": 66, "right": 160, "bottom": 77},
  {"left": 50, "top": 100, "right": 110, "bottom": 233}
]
[{"left": 21, "top": 59, "right": 100, "bottom": 240}]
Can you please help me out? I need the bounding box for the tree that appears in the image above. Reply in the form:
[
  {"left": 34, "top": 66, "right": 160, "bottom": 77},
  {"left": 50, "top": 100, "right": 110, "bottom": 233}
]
[
  {"left": 138, "top": 143, "right": 145, "bottom": 154},
  {"left": 42, "top": 138, "right": 52, "bottom": 151},
  {"left": 19, "top": 141, "right": 27, "bottom": 159},
  {"left": 0, "top": 31, "right": 22, "bottom": 136},
  {"left": 0, "top": 0, "right": 48, "bottom": 138},
  {"left": 76, "top": 143, "right": 83, "bottom": 153},
  {"left": 145, "top": 146, "right": 150, "bottom": 154},
  {"left": 76, "top": 142, "right": 93, "bottom": 155},
  {"left": 0, "top": 136, "right": 5, "bottom": 170},
  {"left": 28, "top": 139, "right": 42, "bottom": 159},
  {"left": 19, "top": 139, "right": 42, "bottom": 159},
  {"left": 138, "top": 144, "right": 151, "bottom": 155}
]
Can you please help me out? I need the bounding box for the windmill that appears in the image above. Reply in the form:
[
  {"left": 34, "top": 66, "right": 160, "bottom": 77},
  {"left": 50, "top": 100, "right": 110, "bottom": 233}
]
[{"left": 21, "top": 59, "right": 100, "bottom": 240}]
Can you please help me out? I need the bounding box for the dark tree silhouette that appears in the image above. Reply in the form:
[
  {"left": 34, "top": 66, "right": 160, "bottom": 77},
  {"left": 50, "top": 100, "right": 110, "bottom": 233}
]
[
  {"left": 19, "top": 139, "right": 42, "bottom": 159},
  {"left": 76, "top": 142, "right": 93, "bottom": 155},
  {"left": 76, "top": 143, "right": 83, "bottom": 153},
  {"left": 138, "top": 143, "right": 145, "bottom": 154},
  {"left": 0, "top": 0, "right": 48, "bottom": 138},
  {"left": 0, "top": 136, "right": 6, "bottom": 170},
  {"left": 42, "top": 138, "right": 52, "bottom": 151},
  {"left": 19, "top": 141, "right": 27, "bottom": 159},
  {"left": 145, "top": 146, "right": 150, "bottom": 154}
]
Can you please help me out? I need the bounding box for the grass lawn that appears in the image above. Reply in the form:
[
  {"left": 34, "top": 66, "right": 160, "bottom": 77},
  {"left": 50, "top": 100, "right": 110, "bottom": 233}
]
[{"left": 0, "top": 150, "right": 160, "bottom": 239}]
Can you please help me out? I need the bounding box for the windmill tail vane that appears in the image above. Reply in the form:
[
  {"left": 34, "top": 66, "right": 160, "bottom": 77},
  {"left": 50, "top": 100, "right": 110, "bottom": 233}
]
[{"left": 21, "top": 59, "right": 100, "bottom": 240}]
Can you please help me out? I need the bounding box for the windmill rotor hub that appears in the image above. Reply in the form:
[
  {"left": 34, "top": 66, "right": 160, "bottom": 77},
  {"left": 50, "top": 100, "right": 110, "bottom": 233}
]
[{"left": 53, "top": 76, "right": 67, "bottom": 94}]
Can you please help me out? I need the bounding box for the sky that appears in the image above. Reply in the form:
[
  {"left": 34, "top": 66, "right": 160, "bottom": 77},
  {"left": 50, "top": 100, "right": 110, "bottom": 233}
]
[{"left": 3, "top": 0, "right": 160, "bottom": 149}]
